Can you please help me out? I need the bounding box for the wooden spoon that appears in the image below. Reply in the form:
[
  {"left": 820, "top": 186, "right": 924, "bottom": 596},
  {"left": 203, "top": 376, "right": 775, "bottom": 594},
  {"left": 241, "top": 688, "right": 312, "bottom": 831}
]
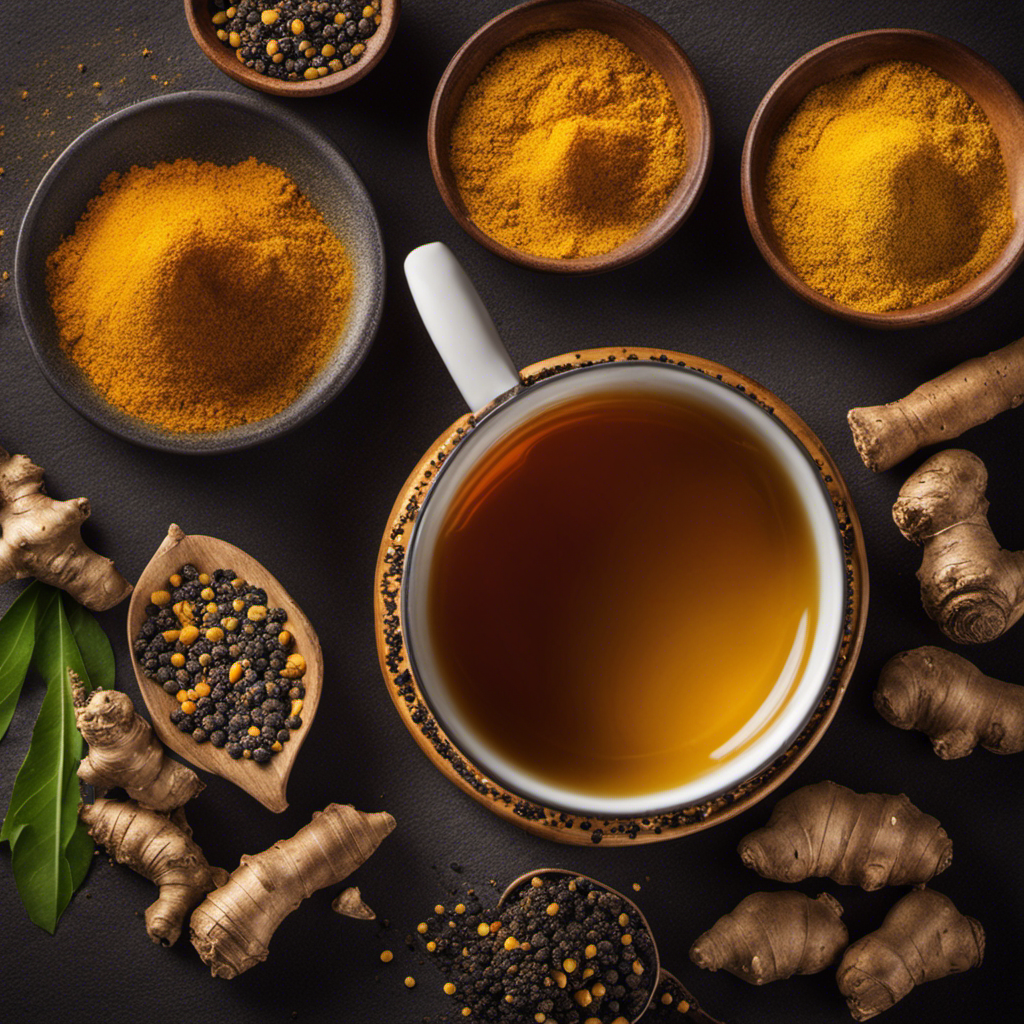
[
  {"left": 653, "top": 969, "right": 724, "bottom": 1024},
  {"left": 498, "top": 868, "right": 660, "bottom": 1024},
  {"left": 127, "top": 524, "right": 322, "bottom": 813}
]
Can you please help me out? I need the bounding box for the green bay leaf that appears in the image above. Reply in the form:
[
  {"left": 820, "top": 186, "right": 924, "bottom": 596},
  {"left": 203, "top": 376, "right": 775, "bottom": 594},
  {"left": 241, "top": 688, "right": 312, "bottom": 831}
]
[
  {"left": 0, "top": 582, "right": 44, "bottom": 741},
  {"left": 65, "top": 596, "right": 115, "bottom": 691},
  {"left": 1, "top": 588, "right": 93, "bottom": 932}
]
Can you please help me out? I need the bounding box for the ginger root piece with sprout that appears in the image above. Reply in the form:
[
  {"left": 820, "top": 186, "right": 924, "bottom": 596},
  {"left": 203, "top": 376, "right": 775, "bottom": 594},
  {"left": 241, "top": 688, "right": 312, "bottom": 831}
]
[
  {"left": 0, "top": 441, "right": 131, "bottom": 610},
  {"left": 876, "top": 647, "right": 1024, "bottom": 758},
  {"left": 738, "top": 781, "right": 952, "bottom": 891},
  {"left": 837, "top": 888, "right": 984, "bottom": 1021},
  {"left": 72, "top": 672, "right": 203, "bottom": 810},
  {"left": 191, "top": 803, "right": 396, "bottom": 978},
  {"left": 848, "top": 333, "right": 1024, "bottom": 472},
  {"left": 80, "top": 797, "right": 228, "bottom": 946},
  {"left": 893, "top": 449, "right": 1024, "bottom": 644},
  {"left": 690, "top": 891, "right": 848, "bottom": 984}
]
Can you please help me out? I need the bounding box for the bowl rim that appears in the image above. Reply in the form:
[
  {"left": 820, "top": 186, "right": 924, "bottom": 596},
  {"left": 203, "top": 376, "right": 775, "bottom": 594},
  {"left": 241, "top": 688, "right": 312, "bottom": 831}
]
[
  {"left": 183, "top": 0, "right": 401, "bottom": 97},
  {"left": 400, "top": 359, "right": 850, "bottom": 819},
  {"left": 427, "top": 0, "right": 714, "bottom": 274},
  {"left": 740, "top": 27, "right": 1024, "bottom": 329},
  {"left": 374, "top": 346, "right": 870, "bottom": 845},
  {"left": 14, "top": 89, "right": 385, "bottom": 455}
]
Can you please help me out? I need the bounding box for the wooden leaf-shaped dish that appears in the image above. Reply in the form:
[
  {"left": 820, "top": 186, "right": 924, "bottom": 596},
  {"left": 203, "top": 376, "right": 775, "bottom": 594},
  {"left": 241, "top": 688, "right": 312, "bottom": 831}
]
[{"left": 127, "top": 524, "right": 322, "bottom": 812}]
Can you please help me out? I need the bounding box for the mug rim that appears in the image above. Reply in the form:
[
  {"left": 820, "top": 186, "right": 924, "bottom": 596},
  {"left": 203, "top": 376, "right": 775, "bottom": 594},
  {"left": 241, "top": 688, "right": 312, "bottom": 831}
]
[{"left": 401, "top": 359, "right": 848, "bottom": 818}]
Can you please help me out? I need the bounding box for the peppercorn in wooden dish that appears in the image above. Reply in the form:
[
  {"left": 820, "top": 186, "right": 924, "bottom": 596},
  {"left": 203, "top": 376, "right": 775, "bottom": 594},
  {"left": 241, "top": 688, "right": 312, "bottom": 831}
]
[
  {"left": 133, "top": 564, "right": 306, "bottom": 763},
  {"left": 209, "top": 0, "right": 382, "bottom": 80},
  {"left": 415, "top": 874, "right": 658, "bottom": 1023}
]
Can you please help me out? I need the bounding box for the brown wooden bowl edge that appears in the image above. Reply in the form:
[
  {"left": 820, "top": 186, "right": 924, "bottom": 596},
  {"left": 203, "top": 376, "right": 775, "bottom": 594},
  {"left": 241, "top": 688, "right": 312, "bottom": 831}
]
[
  {"left": 740, "top": 27, "right": 1024, "bottom": 329},
  {"left": 426, "top": 0, "right": 714, "bottom": 275}
]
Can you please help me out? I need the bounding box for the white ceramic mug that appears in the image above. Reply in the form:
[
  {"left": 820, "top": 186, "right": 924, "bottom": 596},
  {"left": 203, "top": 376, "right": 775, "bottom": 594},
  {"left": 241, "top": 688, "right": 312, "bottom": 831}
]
[{"left": 401, "top": 242, "right": 847, "bottom": 818}]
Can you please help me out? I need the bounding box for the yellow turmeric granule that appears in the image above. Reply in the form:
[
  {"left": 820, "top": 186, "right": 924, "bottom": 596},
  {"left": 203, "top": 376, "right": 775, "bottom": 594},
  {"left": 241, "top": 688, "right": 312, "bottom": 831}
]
[
  {"left": 450, "top": 29, "right": 686, "bottom": 260},
  {"left": 766, "top": 61, "right": 1014, "bottom": 312},
  {"left": 46, "top": 157, "right": 353, "bottom": 433}
]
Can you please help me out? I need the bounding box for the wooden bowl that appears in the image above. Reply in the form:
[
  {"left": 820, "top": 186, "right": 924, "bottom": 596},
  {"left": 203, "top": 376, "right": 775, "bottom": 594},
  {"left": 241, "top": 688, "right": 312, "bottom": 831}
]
[
  {"left": 184, "top": 0, "right": 400, "bottom": 97},
  {"left": 373, "top": 347, "right": 869, "bottom": 845},
  {"left": 128, "top": 524, "right": 323, "bottom": 813},
  {"left": 741, "top": 29, "right": 1024, "bottom": 329},
  {"left": 498, "top": 868, "right": 661, "bottom": 1024},
  {"left": 427, "top": 0, "right": 713, "bottom": 274}
]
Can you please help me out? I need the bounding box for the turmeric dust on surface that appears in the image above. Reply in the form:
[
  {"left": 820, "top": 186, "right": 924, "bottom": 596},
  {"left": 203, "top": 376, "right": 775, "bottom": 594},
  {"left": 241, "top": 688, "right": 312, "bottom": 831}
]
[
  {"left": 766, "top": 61, "right": 1014, "bottom": 313},
  {"left": 450, "top": 28, "right": 687, "bottom": 260},
  {"left": 46, "top": 157, "right": 353, "bottom": 433}
]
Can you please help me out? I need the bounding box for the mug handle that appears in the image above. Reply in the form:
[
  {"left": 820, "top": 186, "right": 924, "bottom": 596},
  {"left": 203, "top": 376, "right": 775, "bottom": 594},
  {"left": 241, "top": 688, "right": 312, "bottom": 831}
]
[{"left": 404, "top": 242, "right": 521, "bottom": 411}]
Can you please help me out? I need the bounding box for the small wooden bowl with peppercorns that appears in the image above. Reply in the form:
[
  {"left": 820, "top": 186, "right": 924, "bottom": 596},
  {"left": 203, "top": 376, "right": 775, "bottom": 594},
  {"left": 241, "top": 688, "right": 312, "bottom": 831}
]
[
  {"left": 185, "top": 0, "right": 400, "bottom": 96},
  {"left": 128, "top": 524, "right": 323, "bottom": 813}
]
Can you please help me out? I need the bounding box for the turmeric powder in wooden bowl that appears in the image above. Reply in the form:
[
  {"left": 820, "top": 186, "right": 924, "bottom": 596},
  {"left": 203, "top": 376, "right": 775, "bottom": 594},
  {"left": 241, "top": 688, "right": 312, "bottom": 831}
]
[
  {"left": 428, "top": 0, "right": 713, "bottom": 274},
  {"left": 742, "top": 29, "right": 1024, "bottom": 329}
]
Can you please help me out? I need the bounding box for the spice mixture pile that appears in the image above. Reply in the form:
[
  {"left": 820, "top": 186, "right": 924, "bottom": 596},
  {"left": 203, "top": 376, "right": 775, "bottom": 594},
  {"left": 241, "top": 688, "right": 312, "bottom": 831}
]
[
  {"left": 415, "top": 874, "right": 656, "bottom": 1023},
  {"left": 46, "top": 156, "right": 352, "bottom": 434},
  {"left": 451, "top": 28, "right": 686, "bottom": 260},
  {"left": 209, "top": 0, "right": 381, "bottom": 80},
  {"left": 133, "top": 564, "right": 306, "bottom": 762},
  {"left": 766, "top": 60, "right": 1014, "bottom": 312}
]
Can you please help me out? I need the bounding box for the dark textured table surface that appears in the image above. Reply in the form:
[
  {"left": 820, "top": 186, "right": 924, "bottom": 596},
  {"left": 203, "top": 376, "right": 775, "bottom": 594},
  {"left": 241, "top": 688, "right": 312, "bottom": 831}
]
[{"left": 2, "top": 2, "right": 1023, "bottom": 1022}]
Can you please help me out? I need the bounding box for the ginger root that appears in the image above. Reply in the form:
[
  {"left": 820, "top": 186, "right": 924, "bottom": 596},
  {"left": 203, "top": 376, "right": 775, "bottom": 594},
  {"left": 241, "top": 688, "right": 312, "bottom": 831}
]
[
  {"left": 80, "top": 797, "right": 228, "bottom": 946},
  {"left": 738, "top": 781, "right": 951, "bottom": 891},
  {"left": 332, "top": 885, "right": 376, "bottom": 920},
  {"left": 73, "top": 673, "right": 203, "bottom": 810},
  {"left": 0, "top": 442, "right": 131, "bottom": 611},
  {"left": 893, "top": 449, "right": 1024, "bottom": 644},
  {"left": 690, "top": 891, "right": 848, "bottom": 985},
  {"left": 191, "top": 803, "right": 396, "bottom": 978},
  {"left": 837, "top": 888, "right": 984, "bottom": 1021},
  {"left": 848, "top": 333, "right": 1024, "bottom": 472},
  {"left": 876, "top": 647, "right": 1024, "bottom": 758}
]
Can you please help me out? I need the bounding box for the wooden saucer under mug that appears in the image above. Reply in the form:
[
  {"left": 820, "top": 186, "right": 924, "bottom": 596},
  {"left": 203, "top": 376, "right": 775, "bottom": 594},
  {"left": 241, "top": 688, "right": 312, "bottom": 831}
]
[{"left": 373, "top": 346, "right": 868, "bottom": 846}]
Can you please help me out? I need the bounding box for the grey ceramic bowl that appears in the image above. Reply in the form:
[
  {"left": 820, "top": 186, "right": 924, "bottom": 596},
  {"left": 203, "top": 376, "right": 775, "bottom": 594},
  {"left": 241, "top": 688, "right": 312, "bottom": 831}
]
[{"left": 15, "top": 90, "right": 384, "bottom": 454}]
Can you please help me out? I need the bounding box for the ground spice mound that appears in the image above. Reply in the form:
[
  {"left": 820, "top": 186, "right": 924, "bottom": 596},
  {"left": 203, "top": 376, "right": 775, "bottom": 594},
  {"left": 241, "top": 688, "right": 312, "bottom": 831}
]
[
  {"left": 46, "top": 157, "right": 353, "bottom": 433},
  {"left": 417, "top": 874, "right": 656, "bottom": 1023},
  {"left": 450, "top": 28, "right": 686, "bottom": 259},
  {"left": 766, "top": 61, "right": 1014, "bottom": 313}
]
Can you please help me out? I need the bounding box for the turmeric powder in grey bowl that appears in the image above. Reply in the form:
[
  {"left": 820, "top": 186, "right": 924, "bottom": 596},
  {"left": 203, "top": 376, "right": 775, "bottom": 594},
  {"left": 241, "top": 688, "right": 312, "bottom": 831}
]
[{"left": 45, "top": 156, "right": 353, "bottom": 435}]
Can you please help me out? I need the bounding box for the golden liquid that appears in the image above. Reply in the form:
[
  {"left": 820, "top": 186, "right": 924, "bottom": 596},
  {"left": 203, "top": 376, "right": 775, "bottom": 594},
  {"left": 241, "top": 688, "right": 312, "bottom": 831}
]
[{"left": 427, "top": 388, "right": 820, "bottom": 799}]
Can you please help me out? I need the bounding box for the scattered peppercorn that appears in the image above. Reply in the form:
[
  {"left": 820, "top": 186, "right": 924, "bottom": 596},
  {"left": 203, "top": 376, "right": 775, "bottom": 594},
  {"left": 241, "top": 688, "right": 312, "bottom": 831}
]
[
  {"left": 133, "top": 564, "right": 305, "bottom": 763},
  {"left": 416, "top": 874, "right": 656, "bottom": 1023},
  {"left": 208, "top": 1, "right": 382, "bottom": 81}
]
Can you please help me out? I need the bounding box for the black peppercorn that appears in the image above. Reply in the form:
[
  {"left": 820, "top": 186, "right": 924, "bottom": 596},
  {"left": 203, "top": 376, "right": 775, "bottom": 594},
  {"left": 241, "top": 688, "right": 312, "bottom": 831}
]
[{"left": 134, "top": 563, "right": 304, "bottom": 764}]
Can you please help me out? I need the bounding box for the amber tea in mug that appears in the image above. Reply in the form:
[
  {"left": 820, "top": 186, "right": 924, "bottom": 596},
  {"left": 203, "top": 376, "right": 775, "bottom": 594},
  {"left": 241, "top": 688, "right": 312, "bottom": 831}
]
[{"left": 423, "top": 384, "right": 822, "bottom": 804}]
